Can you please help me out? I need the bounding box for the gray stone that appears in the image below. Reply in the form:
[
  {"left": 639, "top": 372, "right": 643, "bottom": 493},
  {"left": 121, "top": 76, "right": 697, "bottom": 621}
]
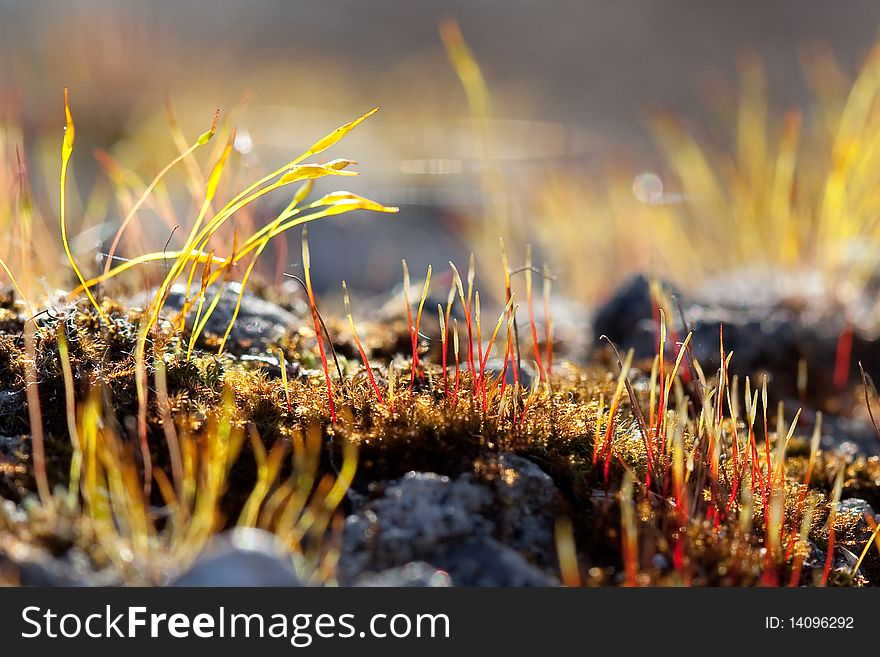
[
  {"left": 490, "top": 453, "right": 563, "bottom": 568},
  {"left": 339, "top": 456, "right": 562, "bottom": 586},
  {"left": 354, "top": 562, "right": 452, "bottom": 587},
  {"left": 838, "top": 498, "right": 875, "bottom": 519},
  {"left": 338, "top": 472, "right": 493, "bottom": 583},
  {"left": 171, "top": 528, "right": 301, "bottom": 587},
  {"left": 5, "top": 546, "right": 120, "bottom": 587},
  {"left": 129, "top": 283, "right": 303, "bottom": 355},
  {"left": 436, "top": 537, "right": 557, "bottom": 586},
  {"left": 816, "top": 415, "right": 880, "bottom": 456},
  {"left": 799, "top": 541, "right": 866, "bottom": 586},
  {"left": 591, "top": 270, "right": 853, "bottom": 402},
  {"left": 591, "top": 269, "right": 880, "bottom": 453},
  {"left": 835, "top": 498, "right": 880, "bottom": 583}
]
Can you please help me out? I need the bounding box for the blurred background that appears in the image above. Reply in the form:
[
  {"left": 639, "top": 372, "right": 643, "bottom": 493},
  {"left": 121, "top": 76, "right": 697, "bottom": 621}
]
[{"left": 2, "top": 0, "right": 880, "bottom": 306}]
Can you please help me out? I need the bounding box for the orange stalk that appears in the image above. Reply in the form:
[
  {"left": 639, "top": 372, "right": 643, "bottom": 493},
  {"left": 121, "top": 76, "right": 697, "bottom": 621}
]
[
  {"left": 762, "top": 376, "right": 772, "bottom": 530},
  {"left": 788, "top": 501, "right": 816, "bottom": 587},
  {"left": 601, "top": 349, "right": 634, "bottom": 483},
  {"left": 450, "top": 261, "right": 475, "bottom": 381},
  {"left": 411, "top": 265, "right": 432, "bottom": 391},
  {"left": 343, "top": 281, "right": 385, "bottom": 405},
  {"left": 278, "top": 348, "right": 293, "bottom": 414},
  {"left": 452, "top": 318, "right": 461, "bottom": 407},
  {"left": 592, "top": 393, "right": 605, "bottom": 466},
  {"left": 543, "top": 263, "right": 553, "bottom": 376},
  {"left": 821, "top": 467, "right": 845, "bottom": 586},
  {"left": 438, "top": 304, "right": 449, "bottom": 397},
  {"left": 475, "top": 291, "right": 484, "bottom": 405},
  {"left": 302, "top": 228, "right": 337, "bottom": 423},
  {"left": 443, "top": 277, "right": 456, "bottom": 397},
  {"left": 480, "top": 298, "right": 516, "bottom": 398},
  {"left": 499, "top": 239, "right": 519, "bottom": 389},
  {"left": 656, "top": 310, "right": 667, "bottom": 439},
  {"left": 518, "top": 370, "right": 540, "bottom": 426},
  {"left": 525, "top": 245, "right": 546, "bottom": 382},
  {"left": 465, "top": 255, "right": 476, "bottom": 379}
]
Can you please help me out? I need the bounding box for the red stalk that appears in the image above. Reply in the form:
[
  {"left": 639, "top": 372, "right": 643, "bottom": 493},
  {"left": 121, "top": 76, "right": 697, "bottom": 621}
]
[
  {"left": 833, "top": 320, "right": 853, "bottom": 391},
  {"left": 343, "top": 281, "right": 385, "bottom": 405},
  {"left": 302, "top": 229, "right": 337, "bottom": 423},
  {"left": 525, "top": 245, "right": 546, "bottom": 382},
  {"left": 543, "top": 263, "right": 553, "bottom": 376}
]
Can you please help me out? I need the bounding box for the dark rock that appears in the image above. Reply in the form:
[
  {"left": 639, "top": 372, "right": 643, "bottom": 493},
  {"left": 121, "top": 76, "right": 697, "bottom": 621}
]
[
  {"left": 486, "top": 453, "right": 563, "bottom": 569},
  {"left": 338, "top": 472, "right": 493, "bottom": 582},
  {"left": 592, "top": 270, "right": 880, "bottom": 444},
  {"left": 15, "top": 560, "right": 86, "bottom": 586},
  {"left": 434, "top": 537, "right": 556, "bottom": 586},
  {"left": 338, "top": 456, "right": 562, "bottom": 586},
  {"left": 835, "top": 498, "right": 880, "bottom": 584},
  {"left": 593, "top": 274, "right": 661, "bottom": 359},
  {"left": 2, "top": 495, "right": 116, "bottom": 586},
  {"left": 800, "top": 541, "right": 867, "bottom": 586},
  {"left": 813, "top": 414, "right": 880, "bottom": 456},
  {"left": 129, "top": 283, "right": 304, "bottom": 355},
  {"left": 592, "top": 271, "right": 843, "bottom": 397},
  {"left": 16, "top": 548, "right": 120, "bottom": 586},
  {"left": 171, "top": 528, "right": 302, "bottom": 587},
  {"left": 2, "top": 543, "right": 120, "bottom": 587}
]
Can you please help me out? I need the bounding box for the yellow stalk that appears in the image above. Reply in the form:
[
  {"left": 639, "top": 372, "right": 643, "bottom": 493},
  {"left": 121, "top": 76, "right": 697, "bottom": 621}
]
[
  {"left": 186, "top": 253, "right": 215, "bottom": 361},
  {"left": 56, "top": 325, "right": 82, "bottom": 501},
  {"left": 154, "top": 355, "right": 184, "bottom": 501},
  {"left": 102, "top": 109, "right": 219, "bottom": 279},
  {"left": 555, "top": 517, "right": 581, "bottom": 587},
  {"left": 239, "top": 427, "right": 288, "bottom": 528},
  {"left": 60, "top": 89, "right": 108, "bottom": 324}
]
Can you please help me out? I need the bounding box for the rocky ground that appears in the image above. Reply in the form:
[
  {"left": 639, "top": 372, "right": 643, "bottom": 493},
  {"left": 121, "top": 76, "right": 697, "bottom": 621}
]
[{"left": 1, "top": 271, "right": 880, "bottom": 587}]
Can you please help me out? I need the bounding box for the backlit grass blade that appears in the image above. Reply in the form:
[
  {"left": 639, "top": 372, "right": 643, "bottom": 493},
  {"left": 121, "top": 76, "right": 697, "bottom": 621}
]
[{"left": 60, "top": 89, "right": 109, "bottom": 324}]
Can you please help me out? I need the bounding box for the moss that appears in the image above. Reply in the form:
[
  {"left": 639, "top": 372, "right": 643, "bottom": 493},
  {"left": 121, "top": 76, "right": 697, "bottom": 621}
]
[{"left": 0, "top": 291, "right": 878, "bottom": 587}]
